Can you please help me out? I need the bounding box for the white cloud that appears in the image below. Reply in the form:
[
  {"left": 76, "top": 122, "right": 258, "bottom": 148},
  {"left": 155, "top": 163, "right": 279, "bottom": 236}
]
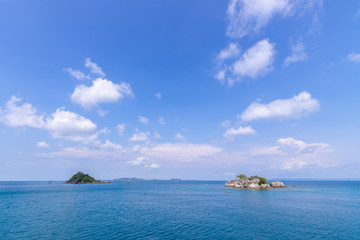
[
  {"left": 174, "top": 132, "right": 186, "bottom": 141},
  {"left": 0, "top": 96, "right": 45, "bottom": 128},
  {"left": 216, "top": 40, "right": 276, "bottom": 85},
  {"left": 226, "top": 0, "right": 322, "bottom": 39},
  {"left": 276, "top": 137, "right": 307, "bottom": 154},
  {"left": 45, "top": 107, "right": 98, "bottom": 142},
  {"left": 97, "top": 109, "right": 108, "bottom": 117},
  {"left": 142, "top": 143, "right": 223, "bottom": 162},
  {"left": 217, "top": 43, "right": 241, "bottom": 61},
  {"left": 276, "top": 137, "right": 329, "bottom": 155},
  {"left": 158, "top": 116, "right": 165, "bottom": 125},
  {"left": 129, "top": 131, "right": 149, "bottom": 142},
  {"left": 36, "top": 141, "right": 49, "bottom": 148},
  {"left": 63, "top": 68, "right": 90, "bottom": 80},
  {"left": 100, "top": 139, "right": 122, "bottom": 150},
  {"left": 71, "top": 78, "right": 133, "bottom": 109},
  {"left": 231, "top": 39, "right": 276, "bottom": 79},
  {"left": 116, "top": 124, "right": 125, "bottom": 136},
  {"left": 84, "top": 58, "right": 105, "bottom": 77},
  {"left": 38, "top": 146, "right": 124, "bottom": 159},
  {"left": 127, "top": 157, "right": 147, "bottom": 166},
  {"left": 99, "top": 127, "right": 110, "bottom": 135},
  {"left": 276, "top": 137, "right": 331, "bottom": 169},
  {"left": 139, "top": 116, "right": 149, "bottom": 125},
  {"left": 0, "top": 97, "right": 100, "bottom": 143},
  {"left": 154, "top": 132, "right": 161, "bottom": 138},
  {"left": 240, "top": 91, "right": 320, "bottom": 121},
  {"left": 223, "top": 126, "right": 256, "bottom": 138},
  {"left": 284, "top": 40, "right": 307, "bottom": 66},
  {"left": 149, "top": 163, "right": 160, "bottom": 168},
  {"left": 127, "top": 157, "right": 160, "bottom": 168},
  {"left": 249, "top": 146, "right": 281, "bottom": 156},
  {"left": 226, "top": 0, "right": 292, "bottom": 39},
  {"left": 248, "top": 136, "right": 331, "bottom": 170},
  {"left": 215, "top": 69, "right": 227, "bottom": 82},
  {"left": 346, "top": 53, "right": 360, "bottom": 63},
  {"left": 155, "top": 93, "right": 162, "bottom": 99}
]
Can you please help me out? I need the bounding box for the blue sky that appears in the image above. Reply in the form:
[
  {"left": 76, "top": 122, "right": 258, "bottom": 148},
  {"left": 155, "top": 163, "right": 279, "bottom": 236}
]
[{"left": 0, "top": 0, "right": 359, "bottom": 180}]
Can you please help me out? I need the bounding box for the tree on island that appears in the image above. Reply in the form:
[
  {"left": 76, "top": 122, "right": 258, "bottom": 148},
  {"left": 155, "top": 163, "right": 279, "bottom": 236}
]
[
  {"left": 237, "top": 174, "right": 248, "bottom": 179},
  {"left": 65, "top": 171, "right": 101, "bottom": 184},
  {"left": 236, "top": 174, "right": 268, "bottom": 185}
]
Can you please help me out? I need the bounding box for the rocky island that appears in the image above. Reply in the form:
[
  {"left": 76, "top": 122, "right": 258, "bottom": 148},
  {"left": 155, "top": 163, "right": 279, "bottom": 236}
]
[
  {"left": 65, "top": 171, "right": 109, "bottom": 184},
  {"left": 225, "top": 174, "right": 286, "bottom": 190}
]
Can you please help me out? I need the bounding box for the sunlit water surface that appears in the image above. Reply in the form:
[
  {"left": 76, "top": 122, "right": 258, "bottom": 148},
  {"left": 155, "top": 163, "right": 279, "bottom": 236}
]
[{"left": 1, "top": 181, "right": 359, "bottom": 239}]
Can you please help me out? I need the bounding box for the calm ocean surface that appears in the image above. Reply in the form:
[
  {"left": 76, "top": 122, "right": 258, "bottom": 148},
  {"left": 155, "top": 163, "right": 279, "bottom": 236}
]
[{"left": 1, "top": 180, "right": 359, "bottom": 240}]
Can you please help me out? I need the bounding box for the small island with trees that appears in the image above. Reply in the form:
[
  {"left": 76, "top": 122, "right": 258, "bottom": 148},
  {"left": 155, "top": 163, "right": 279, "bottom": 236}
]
[
  {"left": 65, "top": 171, "right": 110, "bottom": 184},
  {"left": 225, "top": 174, "right": 286, "bottom": 190}
]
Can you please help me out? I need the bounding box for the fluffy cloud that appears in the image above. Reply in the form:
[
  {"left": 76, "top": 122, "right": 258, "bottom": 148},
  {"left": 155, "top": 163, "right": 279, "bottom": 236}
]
[
  {"left": 223, "top": 126, "right": 256, "bottom": 138},
  {"left": 216, "top": 39, "right": 276, "bottom": 85},
  {"left": 215, "top": 69, "right": 227, "bottom": 82},
  {"left": 154, "top": 132, "right": 161, "bottom": 138},
  {"left": 126, "top": 157, "right": 160, "bottom": 168},
  {"left": 63, "top": 68, "right": 90, "bottom": 80},
  {"left": 249, "top": 136, "right": 331, "bottom": 170},
  {"left": 36, "top": 141, "right": 49, "bottom": 148},
  {"left": 0, "top": 96, "right": 45, "bottom": 128},
  {"left": 226, "top": 0, "right": 321, "bottom": 39},
  {"left": 226, "top": 0, "right": 292, "bottom": 39},
  {"left": 84, "top": 58, "right": 105, "bottom": 77},
  {"left": 276, "top": 137, "right": 331, "bottom": 169},
  {"left": 71, "top": 78, "right": 133, "bottom": 109},
  {"left": 142, "top": 143, "right": 223, "bottom": 162},
  {"left": 217, "top": 0, "right": 322, "bottom": 85},
  {"left": 0, "top": 97, "right": 100, "bottom": 143},
  {"left": 276, "top": 137, "right": 329, "bottom": 155},
  {"left": 98, "top": 127, "right": 110, "bottom": 135},
  {"left": 129, "top": 131, "right": 149, "bottom": 142},
  {"left": 284, "top": 41, "right": 307, "bottom": 66},
  {"left": 41, "top": 142, "right": 222, "bottom": 166},
  {"left": 45, "top": 108, "right": 98, "bottom": 142},
  {"left": 127, "top": 157, "right": 147, "bottom": 166},
  {"left": 116, "top": 124, "right": 125, "bottom": 136},
  {"left": 240, "top": 91, "right": 320, "bottom": 121},
  {"left": 38, "top": 146, "right": 124, "bottom": 159},
  {"left": 100, "top": 139, "right": 123, "bottom": 150},
  {"left": 174, "top": 132, "right": 186, "bottom": 141},
  {"left": 231, "top": 39, "right": 276, "bottom": 79},
  {"left": 149, "top": 163, "right": 160, "bottom": 168},
  {"left": 139, "top": 116, "right": 149, "bottom": 125},
  {"left": 346, "top": 53, "right": 360, "bottom": 63},
  {"left": 217, "top": 43, "right": 241, "bottom": 61}
]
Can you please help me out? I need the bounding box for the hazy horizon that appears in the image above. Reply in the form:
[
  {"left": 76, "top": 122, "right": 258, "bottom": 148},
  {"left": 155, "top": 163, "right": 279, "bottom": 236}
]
[{"left": 0, "top": 0, "right": 359, "bottom": 181}]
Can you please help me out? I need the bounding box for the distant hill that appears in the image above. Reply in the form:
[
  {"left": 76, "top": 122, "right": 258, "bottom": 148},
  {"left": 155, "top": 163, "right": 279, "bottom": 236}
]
[
  {"left": 113, "top": 177, "right": 145, "bottom": 181},
  {"left": 170, "top": 178, "right": 182, "bottom": 181},
  {"left": 65, "top": 171, "right": 107, "bottom": 184}
]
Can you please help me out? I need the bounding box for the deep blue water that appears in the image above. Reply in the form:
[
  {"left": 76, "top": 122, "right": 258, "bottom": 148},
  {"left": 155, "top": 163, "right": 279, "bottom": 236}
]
[{"left": 1, "top": 181, "right": 360, "bottom": 240}]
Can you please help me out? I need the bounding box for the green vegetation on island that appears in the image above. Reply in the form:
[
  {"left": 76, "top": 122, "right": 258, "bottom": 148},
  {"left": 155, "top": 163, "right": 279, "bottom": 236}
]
[
  {"left": 237, "top": 174, "right": 268, "bottom": 185},
  {"left": 226, "top": 173, "right": 285, "bottom": 189},
  {"left": 65, "top": 171, "right": 108, "bottom": 184}
]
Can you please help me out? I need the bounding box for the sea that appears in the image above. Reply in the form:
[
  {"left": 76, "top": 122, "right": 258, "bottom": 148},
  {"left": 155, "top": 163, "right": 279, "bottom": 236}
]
[{"left": 0, "top": 180, "right": 359, "bottom": 240}]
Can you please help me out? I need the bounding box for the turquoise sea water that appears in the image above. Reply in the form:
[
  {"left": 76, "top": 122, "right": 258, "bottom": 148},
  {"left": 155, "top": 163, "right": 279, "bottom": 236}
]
[{"left": 1, "top": 180, "right": 360, "bottom": 239}]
